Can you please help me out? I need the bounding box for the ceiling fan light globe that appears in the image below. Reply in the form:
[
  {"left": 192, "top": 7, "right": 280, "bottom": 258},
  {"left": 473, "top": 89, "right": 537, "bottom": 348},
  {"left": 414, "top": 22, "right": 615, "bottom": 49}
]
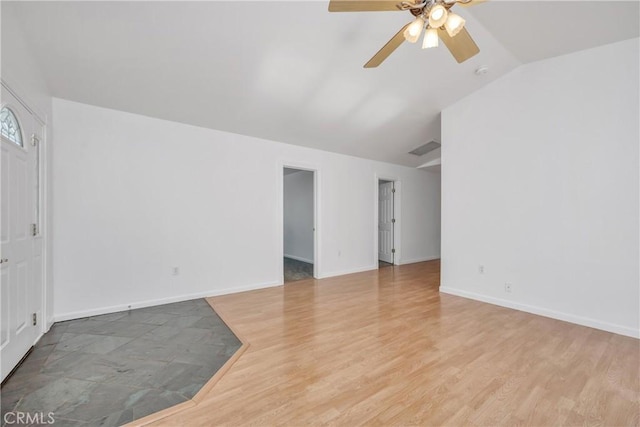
[
  {"left": 428, "top": 4, "right": 448, "bottom": 28},
  {"left": 403, "top": 17, "right": 425, "bottom": 43},
  {"left": 422, "top": 28, "right": 439, "bottom": 49},
  {"left": 444, "top": 12, "right": 465, "bottom": 37}
]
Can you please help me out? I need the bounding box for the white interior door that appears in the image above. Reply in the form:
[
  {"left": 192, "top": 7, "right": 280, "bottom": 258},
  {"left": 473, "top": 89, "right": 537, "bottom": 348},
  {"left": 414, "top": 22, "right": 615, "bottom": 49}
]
[
  {"left": 378, "top": 181, "right": 394, "bottom": 263},
  {"left": 1, "top": 88, "right": 41, "bottom": 382}
]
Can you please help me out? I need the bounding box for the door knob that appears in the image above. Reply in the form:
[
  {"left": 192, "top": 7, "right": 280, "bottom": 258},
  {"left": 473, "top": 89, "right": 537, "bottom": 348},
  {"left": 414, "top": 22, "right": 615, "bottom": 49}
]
[{"left": 0, "top": 259, "right": 7, "bottom": 264}]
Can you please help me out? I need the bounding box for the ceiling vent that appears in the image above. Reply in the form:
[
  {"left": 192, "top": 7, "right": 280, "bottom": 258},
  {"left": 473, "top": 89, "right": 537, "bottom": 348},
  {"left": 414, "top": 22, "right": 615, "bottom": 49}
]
[{"left": 408, "top": 140, "right": 441, "bottom": 156}]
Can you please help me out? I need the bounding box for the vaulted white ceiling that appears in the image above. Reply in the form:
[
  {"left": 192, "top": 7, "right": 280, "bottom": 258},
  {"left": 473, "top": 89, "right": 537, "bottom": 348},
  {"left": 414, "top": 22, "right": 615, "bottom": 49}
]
[{"left": 6, "top": 1, "right": 639, "bottom": 167}]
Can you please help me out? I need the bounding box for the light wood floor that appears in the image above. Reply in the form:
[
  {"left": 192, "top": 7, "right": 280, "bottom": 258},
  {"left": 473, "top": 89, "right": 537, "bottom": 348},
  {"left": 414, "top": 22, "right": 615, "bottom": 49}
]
[{"left": 144, "top": 261, "right": 639, "bottom": 426}]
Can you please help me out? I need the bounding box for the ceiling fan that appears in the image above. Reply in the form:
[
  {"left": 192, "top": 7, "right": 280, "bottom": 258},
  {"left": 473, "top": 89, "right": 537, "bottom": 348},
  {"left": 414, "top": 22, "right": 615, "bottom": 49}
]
[{"left": 328, "top": 0, "right": 483, "bottom": 68}]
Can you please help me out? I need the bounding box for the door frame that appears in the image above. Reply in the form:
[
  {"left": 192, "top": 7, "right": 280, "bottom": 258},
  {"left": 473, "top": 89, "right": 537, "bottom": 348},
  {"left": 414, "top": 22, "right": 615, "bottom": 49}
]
[
  {"left": 374, "top": 174, "right": 401, "bottom": 266},
  {"left": 1, "top": 80, "right": 50, "bottom": 337},
  {"left": 278, "top": 161, "right": 320, "bottom": 282}
]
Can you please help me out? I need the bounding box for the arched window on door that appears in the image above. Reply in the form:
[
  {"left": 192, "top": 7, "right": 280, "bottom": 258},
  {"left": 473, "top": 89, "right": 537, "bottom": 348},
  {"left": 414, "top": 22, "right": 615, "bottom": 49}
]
[{"left": 0, "top": 107, "right": 23, "bottom": 147}]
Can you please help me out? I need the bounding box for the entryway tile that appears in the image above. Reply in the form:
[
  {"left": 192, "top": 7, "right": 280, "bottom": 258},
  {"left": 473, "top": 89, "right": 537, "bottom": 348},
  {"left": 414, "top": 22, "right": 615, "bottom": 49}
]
[{"left": 1, "top": 298, "right": 241, "bottom": 427}]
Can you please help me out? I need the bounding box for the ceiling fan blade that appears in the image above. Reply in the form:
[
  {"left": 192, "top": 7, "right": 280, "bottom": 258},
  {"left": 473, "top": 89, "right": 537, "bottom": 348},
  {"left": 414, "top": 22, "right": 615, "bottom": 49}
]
[
  {"left": 438, "top": 27, "right": 480, "bottom": 63},
  {"left": 329, "top": 0, "right": 404, "bottom": 12},
  {"left": 364, "top": 24, "right": 409, "bottom": 68},
  {"left": 455, "top": 0, "right": 488, "bottom": 7}
]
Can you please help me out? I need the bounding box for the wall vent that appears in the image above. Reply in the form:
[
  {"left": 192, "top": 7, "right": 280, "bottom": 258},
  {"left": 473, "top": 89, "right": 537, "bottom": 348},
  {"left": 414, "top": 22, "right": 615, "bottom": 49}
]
[{"left": 408, "top": 140, "right": 440, "bottom": 156}]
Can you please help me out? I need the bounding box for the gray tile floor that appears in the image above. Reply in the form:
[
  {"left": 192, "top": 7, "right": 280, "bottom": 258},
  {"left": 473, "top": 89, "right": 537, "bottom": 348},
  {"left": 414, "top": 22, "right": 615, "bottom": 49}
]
[
  {"left": 283, "top": 257, "right": 314, "bottom": 282},
  {"left": 1, "top": 299, "right": 241, "bottom": 426}
]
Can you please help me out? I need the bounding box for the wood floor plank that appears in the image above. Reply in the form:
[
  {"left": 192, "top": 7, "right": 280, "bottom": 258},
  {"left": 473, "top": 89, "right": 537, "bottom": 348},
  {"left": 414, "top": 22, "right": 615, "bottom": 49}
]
[{"left": 145, "top": 261, "right": 639, "bottom": 426}]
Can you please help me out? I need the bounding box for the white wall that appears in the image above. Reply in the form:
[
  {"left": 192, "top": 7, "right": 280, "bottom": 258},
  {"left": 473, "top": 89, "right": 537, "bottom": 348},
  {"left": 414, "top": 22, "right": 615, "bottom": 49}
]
[
  {"left": 52, "top": 98, "right": 441, "bottom": 320},
  {"left": 284, "top": 170, "right": 314, "bottom": 264},
  {"left": 1, "top": 3, "right": 54, "bottom": 329},
  {"left": 441, "top": 38, "right": 639, "bottom": 338}
]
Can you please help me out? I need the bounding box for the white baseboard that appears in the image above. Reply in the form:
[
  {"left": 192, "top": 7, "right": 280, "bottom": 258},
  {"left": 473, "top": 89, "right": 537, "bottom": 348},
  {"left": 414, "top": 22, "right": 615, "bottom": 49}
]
[
  {"left": 53, "top": 280, "right": 282, "bottom": 322},
  {"left": 284, "top": 254, "right": 314, "bottom": 264},
  {"left": 399, "top": 256, "right": 440, "bottom": 265},
  {"left": 317, "top": 264, "right": 377, "bottom": 279},
  {"left": 439, "top": 286, "right": 640, "bottom": 339}
]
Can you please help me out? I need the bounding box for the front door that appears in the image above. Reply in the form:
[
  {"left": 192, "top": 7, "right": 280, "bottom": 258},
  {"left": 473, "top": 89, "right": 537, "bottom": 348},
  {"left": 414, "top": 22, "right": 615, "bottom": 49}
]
[
  {"left": 378, "top": 181, "right": 394, "bottom": 264},
  {"left": 1, "top": 88, "right": 41, "bottom": 382}
]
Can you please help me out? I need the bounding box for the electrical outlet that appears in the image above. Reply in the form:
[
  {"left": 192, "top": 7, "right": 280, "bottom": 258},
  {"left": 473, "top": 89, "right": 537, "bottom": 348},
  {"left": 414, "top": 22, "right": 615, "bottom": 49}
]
[
  {"left": 478, "top": 265, "right": 484, "bottom": 274},
  {"left": 172, "top": 267, "right": 180, "bottom": 276},
  {"left": 504, "top": 283, "right": 512, "bottom": 293}
]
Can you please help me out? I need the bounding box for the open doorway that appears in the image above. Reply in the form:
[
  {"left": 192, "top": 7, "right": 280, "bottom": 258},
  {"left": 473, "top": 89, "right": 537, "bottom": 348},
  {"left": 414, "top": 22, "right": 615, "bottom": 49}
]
[
  {"left": 378, "top": 179, "right": 395, "bottom": 268},
  {"left": 283, "top": 168, "right": 315, "bottom": 282}
]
